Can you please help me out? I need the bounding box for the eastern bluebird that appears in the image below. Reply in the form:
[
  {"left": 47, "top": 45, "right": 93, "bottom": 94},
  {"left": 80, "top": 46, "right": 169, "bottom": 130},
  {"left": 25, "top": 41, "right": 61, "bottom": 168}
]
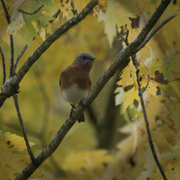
[{"left": 59, "top": 53, "right": 95, "bottom": 122}]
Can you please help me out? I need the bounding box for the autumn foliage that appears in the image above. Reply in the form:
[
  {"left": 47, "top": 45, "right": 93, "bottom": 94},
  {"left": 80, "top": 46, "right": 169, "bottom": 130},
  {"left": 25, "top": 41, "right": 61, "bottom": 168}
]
[{"left": 0, "top": 0, "right": 180, "bottom": 179}]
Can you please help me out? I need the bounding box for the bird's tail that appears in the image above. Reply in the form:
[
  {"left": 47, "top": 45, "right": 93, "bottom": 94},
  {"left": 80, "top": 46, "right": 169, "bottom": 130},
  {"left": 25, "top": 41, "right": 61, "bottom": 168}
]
[{"left": 78, "top": 113, "right": 85, "bottom": 123}]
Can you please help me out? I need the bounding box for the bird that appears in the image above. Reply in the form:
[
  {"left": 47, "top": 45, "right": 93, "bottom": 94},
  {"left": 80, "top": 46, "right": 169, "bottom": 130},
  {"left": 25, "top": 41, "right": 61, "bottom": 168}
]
[{"left": 59, "top": 53, "right": 95, "bottom": 122}]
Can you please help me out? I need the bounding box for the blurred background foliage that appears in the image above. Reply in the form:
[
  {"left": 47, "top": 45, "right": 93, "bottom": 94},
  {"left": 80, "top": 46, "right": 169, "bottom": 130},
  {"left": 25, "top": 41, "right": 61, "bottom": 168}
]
[{"left": 0, "top": 0, "right": 180, "bottom": 179}]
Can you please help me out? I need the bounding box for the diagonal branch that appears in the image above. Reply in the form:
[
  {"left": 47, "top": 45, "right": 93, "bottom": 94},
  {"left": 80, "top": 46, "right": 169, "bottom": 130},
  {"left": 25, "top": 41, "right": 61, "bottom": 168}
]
[
  {"left": 13, "top": 44, "right": 28, "bottom": 74},
  {"left": 15, "top": 0, "right": 172, "bottom": 179},
  {"left": 0, "top": 0, "right": 98, "bottom": 108},
  {"left": 134, "top": 9, "right": 180, "bottom": 54}
]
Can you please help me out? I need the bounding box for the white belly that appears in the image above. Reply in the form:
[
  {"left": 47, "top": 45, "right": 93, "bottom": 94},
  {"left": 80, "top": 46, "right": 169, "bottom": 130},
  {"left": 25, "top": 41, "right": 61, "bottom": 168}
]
[{"left": 62, "top": 84, "right": 89, "bottom": 105}]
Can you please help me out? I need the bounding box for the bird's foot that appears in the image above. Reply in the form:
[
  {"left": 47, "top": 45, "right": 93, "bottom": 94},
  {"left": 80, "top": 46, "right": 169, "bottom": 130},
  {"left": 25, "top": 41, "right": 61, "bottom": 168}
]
[{"left": 71, "top": 104, "right": 75, "bottom": 109}]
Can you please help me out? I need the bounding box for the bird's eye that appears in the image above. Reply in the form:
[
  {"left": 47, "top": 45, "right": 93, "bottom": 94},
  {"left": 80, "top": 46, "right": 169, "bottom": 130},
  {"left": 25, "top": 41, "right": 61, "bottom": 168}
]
[{"left": 82, "top": 56, "right": 85, "bottom": 60}]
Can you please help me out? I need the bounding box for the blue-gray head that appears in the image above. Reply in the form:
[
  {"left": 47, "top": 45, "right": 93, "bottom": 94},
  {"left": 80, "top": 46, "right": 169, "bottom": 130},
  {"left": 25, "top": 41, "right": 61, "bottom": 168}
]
[{"left": 74, "top": 53, "right": 95, "bottom": 64}]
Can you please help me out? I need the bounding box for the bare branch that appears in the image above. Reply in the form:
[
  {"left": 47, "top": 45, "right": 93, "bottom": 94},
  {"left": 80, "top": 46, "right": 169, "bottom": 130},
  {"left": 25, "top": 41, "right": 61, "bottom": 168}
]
[
  {"left": 121, "top": 28, "right": 168, "bottom": 179},
  {"left": 1, "top": 0, "right": 14, "bottom": 78},
  {"left": 121, "top": 25, "right": 168, "bottom": 180},
  {"left": 9, "top": 35, "right": 14, "bottom": 77},
  {"left": 134, "top": 10, "right": 180, "bottom": 54},
  {"left": 119, "top": 30, "right": 129, "bottom": 46},
  {"left": 0, "top": 0, "right": 10, "bottom": 24},
  {"left": 141, "top": 75, "right": 150, "bottom": 93},
  {"left": 13, "top": 45, "right": 28, "bottom": 74},
  {"left": 18, "top": 4, "right": 44, "bottom": 15},
  {"left": 49, "top": 9, "right": 61, "bottom": 23},
  {"left": 137, "top": 66, "right": 167, "bottom": 180},
  {"left": 13, "top": 94, "right": 36, "bottom": 165},
  {"left": 0, "top": 47, "right": 6, "bottom": 84}
]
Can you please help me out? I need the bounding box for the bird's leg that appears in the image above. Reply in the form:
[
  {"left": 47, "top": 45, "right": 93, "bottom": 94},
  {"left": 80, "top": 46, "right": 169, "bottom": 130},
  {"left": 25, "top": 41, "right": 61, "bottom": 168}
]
[{"left": 71, "top": 104, "right": 75, "bottom": 109}]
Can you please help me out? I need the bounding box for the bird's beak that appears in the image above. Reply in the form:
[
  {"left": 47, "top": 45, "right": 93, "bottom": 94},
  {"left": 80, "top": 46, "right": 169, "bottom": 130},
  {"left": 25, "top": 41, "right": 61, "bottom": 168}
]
[{"left": 92, "top": 58, "right": 96, "bottom": 61}]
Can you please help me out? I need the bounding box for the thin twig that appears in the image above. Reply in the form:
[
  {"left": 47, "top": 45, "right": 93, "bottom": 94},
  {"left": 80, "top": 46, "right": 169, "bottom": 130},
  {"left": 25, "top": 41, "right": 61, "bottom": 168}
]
[
  {"left": 134, "top": 10, "right": 180, "bottom": 54},
  {"left": 49, "top": 9, "right": 61, "bottom": 23},
  {"left": 1, "top": 0, "right": 35, "bottom": 165},
  {"left": 0, "top": 47, "right": 6, "bottom": 84},
  {"left": 142, "top": 75, "right": 150, "bottom": 93},
  {"left": 1, "top": 0, "right": 14, "bottom": 78},
  {"left": 13, "top": 44, "right": 28, "bottom": 74},
  {"left": 9, "top": 35, "right": 14, "bottom": 77},
  {"left": 121, "top": 30, "right": 167, "bottom": 179},
  {"left": 18, "top": 4, "right": 44, "bottom": 15},
  {"left": 137, "top": 72, "right": 167, "bottom": 180},
  {"left": 13, "top": 94, "right": 36, "bottom": 165},
  {"left": 119, "top": 30, "right": 137, "bottom": 66},
  {"left": 0, "top": 0, "right": 10, "bottom": 24}
]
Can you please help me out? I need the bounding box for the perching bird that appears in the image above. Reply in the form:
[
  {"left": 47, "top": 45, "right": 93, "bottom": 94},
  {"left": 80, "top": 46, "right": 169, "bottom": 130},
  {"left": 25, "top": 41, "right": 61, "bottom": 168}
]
[{"left": 59, "top": 53, "right": 95, "bottom": 122}]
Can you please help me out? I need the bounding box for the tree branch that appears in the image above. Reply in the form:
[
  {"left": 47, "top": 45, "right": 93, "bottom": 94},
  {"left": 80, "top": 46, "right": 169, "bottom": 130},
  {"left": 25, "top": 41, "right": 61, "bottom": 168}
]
[
  {"left": 9, "top": 35, "right": 14, "bottom": 77},
  {"left": 137, "top": 76, "right": 167, "bottom": 180},
  {"left": 13, "top": 44, "right": 28, "bottom": 74},
  {"left": 134, "top": 9, "right": 180, "bottom": 54},
  {"left": 18, "top": 4, "right": 44, "bottom": 15},
  {"left": 121, "top": 32, "right": 167, "bottom": 180},
  {"left": 0, "top": 0, "right": 10, "bottom": 24},
  {"left": 13, "top": 94, "right": 36, "bottom": 164},
  {"left": 0, "top": 47, "right": 6, "bottom": 84},
  {"left": 15, "top": 0, "right": 172, "bottom": 179},
  {"left": 1, "top": 0, "right": 14, "bottom": 78},
  {"left": 0, "top": 0, "right": 98, "bottom": 108}
]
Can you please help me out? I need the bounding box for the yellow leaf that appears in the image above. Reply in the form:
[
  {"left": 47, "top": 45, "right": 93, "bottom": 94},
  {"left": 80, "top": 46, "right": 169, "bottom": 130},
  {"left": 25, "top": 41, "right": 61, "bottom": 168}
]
[
  {"left": 127, "top": 28, "right": 164, "bottom": 62},
  {"left": 141, "top": 78, "right": 159, "bottom": 96},
  {"left": 121, "top": 86, "right": 139, "bottom": 112},
  {"left": 80, "top": 0, "right": 89, "bottom": 11},
  {"left": 59, "top": 0, "right": 74, "bottom": 19},
  {"left": 98, "top": 0, "right": 135, "bottom": 48},
  {"left": 137, "top": 145, "right": 180, "bottom": 180},
  {"left": 73, "top": 0, "right": 83, "bottom": 13},
  {"left": 0, "top": 132, "right": 42, "bottom": 179},
  {"left": 63, "top": 150, "right": 114, "bottom": 180},
  {"left": 98, "top": 0, "right": 107, "bottom": 12},
  {"left": 145, "top": 95, "right": 173, "bottom": 128},
  {"left": 117, "top": 60, "right": 137, "bottom": 88},
  {"left": 117, "top": 0, "right": 140, "bottom": 16}
]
